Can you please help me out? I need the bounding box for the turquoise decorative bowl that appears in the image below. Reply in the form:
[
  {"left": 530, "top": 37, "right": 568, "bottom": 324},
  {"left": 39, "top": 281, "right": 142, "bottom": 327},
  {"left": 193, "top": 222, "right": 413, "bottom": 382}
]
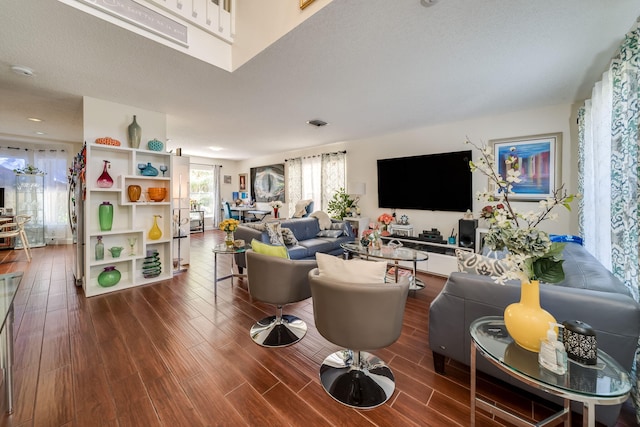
[{"left": 147, "top": 139, "right": 164, "bottom": 151}]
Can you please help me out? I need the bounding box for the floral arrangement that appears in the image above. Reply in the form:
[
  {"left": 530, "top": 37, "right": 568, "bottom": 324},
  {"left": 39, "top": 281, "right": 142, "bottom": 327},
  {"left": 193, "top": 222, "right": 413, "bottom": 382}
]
[
  {"left": 377, "top": 213, "right": 394, "bottom": 236},
  {"left": 327, "top": 187, "right": 358, "bottom": 219},
  {"left": 219, "top": 218, "right": 239, "bottom": 233},
  {"left": 466, "top": 138, "right": 577, "bottom": 284},
  {"left": 362, "top": 225, "right": 382, "bottom": 248},
  {"left": 269, "top": 200, "right": 283, "bottom": 209},
  {"left": 378, "top": 213, "right": 394, "bottom": 225},
  {"left": 14, "top": 164, "right": 45, "bottom": 175}
]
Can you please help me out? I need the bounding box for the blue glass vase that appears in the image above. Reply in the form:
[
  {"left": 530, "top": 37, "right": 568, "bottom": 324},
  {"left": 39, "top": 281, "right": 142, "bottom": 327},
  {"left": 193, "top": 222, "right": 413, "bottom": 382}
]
[{"left": 141, "top": 162, "right": 158, "bottom": 176}]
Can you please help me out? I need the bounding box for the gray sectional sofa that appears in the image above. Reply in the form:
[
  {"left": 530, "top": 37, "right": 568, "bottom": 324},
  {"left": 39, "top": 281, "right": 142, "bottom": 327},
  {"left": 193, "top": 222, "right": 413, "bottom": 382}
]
[
  {"left": 233, "top": 217, "right": 354, "bottom": 272},
  {"left": 429, "top": 242, "right": 640, "bottom": 426}
]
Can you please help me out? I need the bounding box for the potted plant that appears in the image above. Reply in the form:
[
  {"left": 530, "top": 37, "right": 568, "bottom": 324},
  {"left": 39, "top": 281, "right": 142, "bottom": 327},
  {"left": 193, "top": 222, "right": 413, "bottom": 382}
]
[{"left": 327, "top": 187, "right": 358, "bottom": 219}]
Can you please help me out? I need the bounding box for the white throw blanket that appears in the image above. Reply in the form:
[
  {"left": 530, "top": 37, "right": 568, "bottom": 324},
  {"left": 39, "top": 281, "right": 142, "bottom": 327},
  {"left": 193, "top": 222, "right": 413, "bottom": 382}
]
[{"left": 310, "top": 210, "right": 332, "bottom": 230}]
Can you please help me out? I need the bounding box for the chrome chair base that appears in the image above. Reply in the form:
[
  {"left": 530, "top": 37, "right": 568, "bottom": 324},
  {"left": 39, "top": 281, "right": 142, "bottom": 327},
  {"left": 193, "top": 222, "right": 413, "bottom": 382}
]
[
  {"left": 319, "top": 350, "right": 395, "bottom": 409},
  {"left": 250, "top": 315, "right": 307, "bottom": 347}
]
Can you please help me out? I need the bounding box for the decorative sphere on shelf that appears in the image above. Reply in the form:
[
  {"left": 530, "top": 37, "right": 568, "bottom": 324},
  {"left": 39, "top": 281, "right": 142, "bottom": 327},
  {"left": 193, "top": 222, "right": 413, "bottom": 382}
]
[{"left": 147, "top": 138, "right": 164, "bottom": 151}]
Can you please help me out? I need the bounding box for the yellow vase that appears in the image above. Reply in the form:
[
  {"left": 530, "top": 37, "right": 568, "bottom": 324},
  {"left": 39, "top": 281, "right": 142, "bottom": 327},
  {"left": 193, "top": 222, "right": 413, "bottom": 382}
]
[
  {"left": 504, "top": 280, "right": 556, "bottom": 353},
  {"left": 148, "top": 215, "right": 163, "bottom": 240}
]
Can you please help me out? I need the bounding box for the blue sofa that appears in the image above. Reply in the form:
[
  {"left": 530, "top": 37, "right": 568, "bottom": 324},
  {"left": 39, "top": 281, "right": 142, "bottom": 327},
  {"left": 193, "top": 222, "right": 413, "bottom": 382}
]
[{"left": 233, "top": 217, "right": 354, "bottom": 271}]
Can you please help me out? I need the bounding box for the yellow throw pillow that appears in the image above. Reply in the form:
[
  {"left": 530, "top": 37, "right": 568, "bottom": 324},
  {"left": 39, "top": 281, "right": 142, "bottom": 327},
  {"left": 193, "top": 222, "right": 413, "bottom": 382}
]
[
  {"left": 251, "top": 239, "right": 289, "bottom": 259},
  {"left": 315, "top": 252, "right": 387, "bottom": 283}
]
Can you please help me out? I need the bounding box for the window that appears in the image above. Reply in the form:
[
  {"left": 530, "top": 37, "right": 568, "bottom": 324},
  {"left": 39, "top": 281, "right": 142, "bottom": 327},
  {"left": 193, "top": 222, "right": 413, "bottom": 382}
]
[
  {"left": 190, "top": 166, "right": 215, "bottom": 215},
  {"left": 286, "top": 151, "right": 346, "bottom": 216}
]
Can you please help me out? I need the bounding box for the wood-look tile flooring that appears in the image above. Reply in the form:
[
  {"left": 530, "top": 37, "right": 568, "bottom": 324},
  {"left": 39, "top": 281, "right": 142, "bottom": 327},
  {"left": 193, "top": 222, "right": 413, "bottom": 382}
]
[{"left": 0, "top": 231, "right": 635, "bottom": 427}]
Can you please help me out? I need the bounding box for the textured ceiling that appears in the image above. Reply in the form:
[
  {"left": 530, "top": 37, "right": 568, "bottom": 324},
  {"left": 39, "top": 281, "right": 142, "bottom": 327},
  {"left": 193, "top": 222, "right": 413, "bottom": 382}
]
[{"left": 0, "top": 0, "right": 638, "bottom": 159}]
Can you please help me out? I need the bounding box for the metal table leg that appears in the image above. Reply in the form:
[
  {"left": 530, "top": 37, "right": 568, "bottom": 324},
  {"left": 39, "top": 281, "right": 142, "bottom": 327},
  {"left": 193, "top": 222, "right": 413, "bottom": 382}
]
[
  {"left": 3, "top": 304, "right": 14, "bottom": 413},
  {"left": 470, "top": 341, "right": 477, "bottom": 426},
  {"left": 213, "top": 251, "right": 218, "bottom": 298}
]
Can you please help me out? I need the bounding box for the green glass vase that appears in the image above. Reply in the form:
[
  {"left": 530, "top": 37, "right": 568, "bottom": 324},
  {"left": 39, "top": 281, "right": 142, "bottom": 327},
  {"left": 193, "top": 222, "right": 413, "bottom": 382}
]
[
  {"left": 99, "top": 201, "right": 113, "bottom": 231},
  {"left": 97, "top": 266, "right": 121, "bottom": 287}
]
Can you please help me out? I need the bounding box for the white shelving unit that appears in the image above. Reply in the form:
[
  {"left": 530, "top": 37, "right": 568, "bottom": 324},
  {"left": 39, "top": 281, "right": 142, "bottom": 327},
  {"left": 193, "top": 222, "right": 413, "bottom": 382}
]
[
  {"left": 343, "top": 216, "right": 370, "bottom": 238},
  {"left": 84, "top": 143, "right": 173, "bottom": 297}
]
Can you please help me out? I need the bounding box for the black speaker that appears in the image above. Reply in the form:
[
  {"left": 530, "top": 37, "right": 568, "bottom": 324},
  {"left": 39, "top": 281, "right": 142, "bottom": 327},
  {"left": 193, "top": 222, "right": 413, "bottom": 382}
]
[{"left": 458, "top": 219, "right": 478, "bottom": 249}]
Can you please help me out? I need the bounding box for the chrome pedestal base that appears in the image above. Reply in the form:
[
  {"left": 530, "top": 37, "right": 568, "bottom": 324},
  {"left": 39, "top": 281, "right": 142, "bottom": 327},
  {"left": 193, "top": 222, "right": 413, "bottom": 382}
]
[
  {"left": 319, "top": 350, "right": 395, "bottom": 409},
  {"left": 250, "top": 315, "right": 307, "bottom": 347}
]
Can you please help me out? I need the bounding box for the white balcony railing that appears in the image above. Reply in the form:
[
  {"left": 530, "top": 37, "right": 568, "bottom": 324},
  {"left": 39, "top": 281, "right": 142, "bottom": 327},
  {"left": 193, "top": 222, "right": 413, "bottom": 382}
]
[{"left": 147, "top": 0, "right": 235, "bottom": 42}]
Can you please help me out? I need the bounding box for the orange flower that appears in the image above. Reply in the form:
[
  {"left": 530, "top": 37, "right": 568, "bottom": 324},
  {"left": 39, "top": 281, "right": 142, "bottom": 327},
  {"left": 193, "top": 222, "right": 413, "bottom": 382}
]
[{"left": 377, "top": 213, "right": 394, "bottom": 225}]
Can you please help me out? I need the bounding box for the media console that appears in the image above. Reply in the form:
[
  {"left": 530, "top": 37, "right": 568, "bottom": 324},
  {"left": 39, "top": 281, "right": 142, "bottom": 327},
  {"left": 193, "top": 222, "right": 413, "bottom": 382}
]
[{"left": 381, "top": 234, "right": 474, "bottom": 277}]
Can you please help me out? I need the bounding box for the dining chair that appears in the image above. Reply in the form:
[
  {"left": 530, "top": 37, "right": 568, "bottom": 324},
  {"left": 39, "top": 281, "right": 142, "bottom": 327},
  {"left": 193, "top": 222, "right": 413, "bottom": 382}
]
[
  {"left": 0, "top": 215, "right": 32, "bottom": 261},
  {"left": 223, "top": 202, "right": 240, "bottom": 221}
]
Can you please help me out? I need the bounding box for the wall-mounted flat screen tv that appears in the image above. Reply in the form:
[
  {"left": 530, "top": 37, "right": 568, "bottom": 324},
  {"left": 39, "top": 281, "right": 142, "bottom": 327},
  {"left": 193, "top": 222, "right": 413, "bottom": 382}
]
[{"left": 377, "top": 150, "right": 472, "bottom": 212}]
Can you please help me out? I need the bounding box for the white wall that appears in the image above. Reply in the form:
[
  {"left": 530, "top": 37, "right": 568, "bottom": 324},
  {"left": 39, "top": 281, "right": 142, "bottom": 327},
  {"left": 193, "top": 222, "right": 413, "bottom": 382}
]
[
  {"left": 233, "top": 0, "right": 333, "bottom": 70},
  {"left": 83, "top": 96, "right": 166, "bottom": 144},
  {"left": 238, "top": 103, "right": 579, "bottom": 237}
]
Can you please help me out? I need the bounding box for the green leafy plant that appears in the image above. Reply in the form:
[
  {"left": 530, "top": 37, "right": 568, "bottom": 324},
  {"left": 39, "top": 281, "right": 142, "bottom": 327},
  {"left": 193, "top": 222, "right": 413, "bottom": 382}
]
[
  {"left": 327, "top": 187, "right": 357, "bottom": 219},
  {"left": 14, "top": 164, "right": 45, "bottom": 175}
]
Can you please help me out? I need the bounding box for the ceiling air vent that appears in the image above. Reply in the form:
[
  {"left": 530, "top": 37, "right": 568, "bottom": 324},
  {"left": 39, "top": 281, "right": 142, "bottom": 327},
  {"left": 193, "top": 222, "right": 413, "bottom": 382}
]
[{"left": 306, "top": 119, "right": 328, "bottom": 127}]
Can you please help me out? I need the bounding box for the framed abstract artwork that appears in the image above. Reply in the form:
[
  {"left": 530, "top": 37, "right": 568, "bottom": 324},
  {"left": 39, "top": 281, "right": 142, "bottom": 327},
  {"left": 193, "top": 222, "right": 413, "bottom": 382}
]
[
  {"left": 223, "top": 175, "right": 231, "bottom": 184},
  {"left": 239, "top": 173, "right": 247, "bottom": 191},
  {"left": 490, "top": 133, "right": 561, "bottom": 201},
  {"left": 250, "top": 164, "right": 285, "bottom": 202}
]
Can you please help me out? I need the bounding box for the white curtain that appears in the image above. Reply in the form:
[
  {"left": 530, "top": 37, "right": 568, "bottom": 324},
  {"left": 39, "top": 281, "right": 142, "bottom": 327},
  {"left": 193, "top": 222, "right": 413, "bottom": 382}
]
[
  {"left": 34, "top": 148, "right": 73, "bottom": 244},
  {"left": 578, "top": 71, "right": 613, "bottom": 270},
  {"left": 321, "top": 152, "right": 346, "bottom": 211},
  {"left": 286, "top": 151, "right": 346, "bottom": 214},
  {"left": 286, "top": 158, "right": 302, "bottom": 217},
  {"left": 0, "top": 145, "right": 72, "bottom": 245},
  {"left": 578, "top": 19, "right": 640, "bottom": 421},
  {"left": 212, "top": 164, "right": 222, "bottom": 226},
  {"left": 303, "top": 156, "right": 322, "bottom": 212}
]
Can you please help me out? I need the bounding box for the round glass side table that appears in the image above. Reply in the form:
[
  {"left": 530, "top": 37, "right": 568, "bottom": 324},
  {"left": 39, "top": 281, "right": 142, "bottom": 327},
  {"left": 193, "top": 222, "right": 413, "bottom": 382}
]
[{"left": 469, "top": 316, "right": 631, "bottom": 427}]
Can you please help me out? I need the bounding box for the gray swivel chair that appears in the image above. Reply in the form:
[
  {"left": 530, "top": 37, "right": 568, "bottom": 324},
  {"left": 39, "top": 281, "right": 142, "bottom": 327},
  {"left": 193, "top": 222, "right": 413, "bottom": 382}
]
[
  {"left": 246, "top": 250, "right": 317, "bottom": 347},
  {"left": 308, "top": 268, "right": 410, "bottom": 409}
]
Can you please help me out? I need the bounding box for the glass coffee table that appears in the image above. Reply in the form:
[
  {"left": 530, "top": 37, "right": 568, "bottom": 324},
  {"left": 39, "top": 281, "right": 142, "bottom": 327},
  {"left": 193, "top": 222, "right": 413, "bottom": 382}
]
[
  {"left": 340, "top": 242, "right": 428, "bottom": 290},
  {"left": 470, "top": 316, "right": 631, "bottom": 427},
  {"left": 212, "top": 244, "right": 247, "bottom": 298}
]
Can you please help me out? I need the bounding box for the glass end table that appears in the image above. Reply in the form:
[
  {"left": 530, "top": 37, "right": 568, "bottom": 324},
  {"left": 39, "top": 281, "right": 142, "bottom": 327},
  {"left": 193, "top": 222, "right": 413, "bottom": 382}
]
[
  {"left": 470, "top": 316, "right": 631, "bottom": 427},
  {"left": 212, "top": 244, "right": 247, "bottom": 298},
  {"left": 340, "top": 242, "right": 428, "bottom": 291}
]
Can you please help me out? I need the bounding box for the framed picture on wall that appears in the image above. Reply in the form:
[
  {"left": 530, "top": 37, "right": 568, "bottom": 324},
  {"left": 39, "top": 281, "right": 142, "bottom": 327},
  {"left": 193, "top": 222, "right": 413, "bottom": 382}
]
[
  {"left": 490, "top": 132, "right": 561, "bottom": 201},
  {"left": 223, "top": 175, "right": 231, "bottom": 184},
  {"left": 250, "top": 164, "right": 285, "bottom": 202},
  {"left": 239, "top": 173, "right": 247, "bottom": 191}
]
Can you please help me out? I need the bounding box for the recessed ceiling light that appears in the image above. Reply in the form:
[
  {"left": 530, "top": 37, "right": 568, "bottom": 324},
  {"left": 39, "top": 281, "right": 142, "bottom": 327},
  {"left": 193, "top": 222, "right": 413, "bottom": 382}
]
[
  {"left": 34, "top": 131, "right": 46, "bottom": 135},
  {"left": 208, "top": 146, "right": 224, "bottom": 151},
  {"left": 11, "top": 65, "right": 34, "bottom": 77},
  {"left": 307, "top": 119, "right": 328, "bottom": 127},
  {"left": 27, "top": 117, "right": 43, "bottom": 122}
]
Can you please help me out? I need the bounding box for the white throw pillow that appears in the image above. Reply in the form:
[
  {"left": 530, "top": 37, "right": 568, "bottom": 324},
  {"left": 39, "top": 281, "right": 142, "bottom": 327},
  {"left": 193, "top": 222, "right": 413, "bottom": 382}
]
[
  {"left": 316, "top": 253, "right": 387, "bottom": 283},
  {"left": 310, "top": 210, "right": 332, "bottom": 230}
]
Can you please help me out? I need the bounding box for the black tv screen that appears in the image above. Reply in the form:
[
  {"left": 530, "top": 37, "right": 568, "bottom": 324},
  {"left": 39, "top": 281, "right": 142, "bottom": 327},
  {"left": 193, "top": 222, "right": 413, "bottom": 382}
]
[{"left": 377, "top": 150, "right": 472, "bottom": 212}]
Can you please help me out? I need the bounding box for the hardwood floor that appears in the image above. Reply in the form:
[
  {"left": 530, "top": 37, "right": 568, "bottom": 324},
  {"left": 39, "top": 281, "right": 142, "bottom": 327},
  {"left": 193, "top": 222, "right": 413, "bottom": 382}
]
[{"left": 0, "top": 231, "right": 635, "bottom": 426}]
